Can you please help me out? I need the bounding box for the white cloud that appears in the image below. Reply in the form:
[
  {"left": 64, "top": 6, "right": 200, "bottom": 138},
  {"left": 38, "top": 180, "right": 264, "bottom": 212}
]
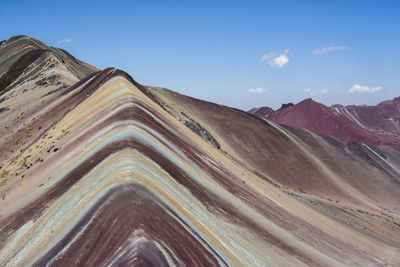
[
  {"left": 261, "top": 48, "right": 289, "bottom": 68},
  {"left": 349, "top": 84, "right": 382, "bottom": 93},
  {"left": 248, "top": 88, "right": 268, "bottom": 94},
  {"left": 302, "top": 88, "right": 328, "bottom": 96},
  {"left": 57, "top": 39, "right": 73, "bottom": 44},
  {"left": 312, "top": 46, "right": 351, "bottom": 55}
]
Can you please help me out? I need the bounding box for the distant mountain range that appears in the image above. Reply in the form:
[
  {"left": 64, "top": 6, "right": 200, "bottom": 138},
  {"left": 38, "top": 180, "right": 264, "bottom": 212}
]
[
  {"left": 249, "top": 97, "right": 400, "bottom": 146},
  {"left": 1, "top": 35, "right": 400, "bottom": 266}
]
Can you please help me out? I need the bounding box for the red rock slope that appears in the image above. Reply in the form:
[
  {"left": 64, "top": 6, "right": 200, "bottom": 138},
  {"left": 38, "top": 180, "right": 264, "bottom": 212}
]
[{"left": 252, "top": 98, "right": 400, "bottom": 146}]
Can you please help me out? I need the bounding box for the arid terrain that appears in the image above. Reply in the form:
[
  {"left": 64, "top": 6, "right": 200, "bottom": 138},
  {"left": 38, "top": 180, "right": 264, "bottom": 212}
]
[{"left": 0, "top": 35, "right": 400, "bottom": 266}]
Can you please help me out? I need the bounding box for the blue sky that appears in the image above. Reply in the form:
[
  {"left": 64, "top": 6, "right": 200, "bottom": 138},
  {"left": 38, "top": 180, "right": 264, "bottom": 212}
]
[{"left": 1, "top": 0, "right": 399, "bottom": 110}]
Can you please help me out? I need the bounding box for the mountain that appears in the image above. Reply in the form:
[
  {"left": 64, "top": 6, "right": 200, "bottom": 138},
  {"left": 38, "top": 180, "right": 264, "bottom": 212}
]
[
  {"left": 0, "top": 36, "right": 400, "bottom": 266},
  {"left": 332, "top": 97, "right": 400, "bottom": 138},
  {"left": 248, "top": 106, "right": 274, "bottom": 117},
  {"left": 0, "top": 35, "right": 96, "bottom": 95},
  {"left": 250, "top": 98, "right": 400, "bottom": 146}
]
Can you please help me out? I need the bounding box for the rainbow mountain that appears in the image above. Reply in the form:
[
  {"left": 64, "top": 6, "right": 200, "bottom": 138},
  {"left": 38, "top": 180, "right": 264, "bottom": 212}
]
[{"left": 0, "top": 35, "right": 400, "bottom": 266}]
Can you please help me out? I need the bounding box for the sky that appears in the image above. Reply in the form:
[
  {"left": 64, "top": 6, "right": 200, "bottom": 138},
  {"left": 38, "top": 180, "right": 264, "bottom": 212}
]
[{"left": 1, "top": 0, "right": 399, "bottom": 110}]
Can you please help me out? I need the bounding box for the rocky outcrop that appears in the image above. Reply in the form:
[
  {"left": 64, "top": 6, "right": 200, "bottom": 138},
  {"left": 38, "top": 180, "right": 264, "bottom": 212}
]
[{"left": 248, "top": 106, "right": 274, "bottom": 117}]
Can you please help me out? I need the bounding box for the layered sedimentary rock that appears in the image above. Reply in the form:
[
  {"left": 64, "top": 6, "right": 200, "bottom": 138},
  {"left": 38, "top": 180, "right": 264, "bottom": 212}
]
[
  {"left": 332, "top": 97, "right": 400, "bottom": 139},
  {"left": 251, "top": 98, "right": 400, "bottom": 146},
  {"left": 0, "top": 36, "right": 400, "bottom": 266}
]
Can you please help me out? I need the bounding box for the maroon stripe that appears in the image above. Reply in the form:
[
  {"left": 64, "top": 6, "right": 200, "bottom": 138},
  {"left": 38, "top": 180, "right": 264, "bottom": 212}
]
[{"left": 35, "top": 185, "right": 223, "bottom": 267}]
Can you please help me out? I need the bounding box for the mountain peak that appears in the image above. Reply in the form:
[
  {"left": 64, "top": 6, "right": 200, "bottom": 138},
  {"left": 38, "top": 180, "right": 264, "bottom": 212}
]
[
  {"left": 1, "top": 35, "right": 400, "bottom": 266},
  {"left": 248, "top": 106, "right": 274, "bottom": 117},
  {"left": 298, "top": 98, "right": 321, "bottom": 106},
  {"left": 252, "top": 96, "right": 400, "bottom": 145},
  {"left": 277, "top": 102, "right": 294, "bottom": 111}
]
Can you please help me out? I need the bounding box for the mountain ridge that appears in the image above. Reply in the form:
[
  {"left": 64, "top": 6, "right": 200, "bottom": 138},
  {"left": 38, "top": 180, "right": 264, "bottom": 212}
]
[
  {"left": 0, "top": 35, "right": 400, "bottom": 266},
  {"left": 249, "top": 97, "right": 400, "bottom": 146}
]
